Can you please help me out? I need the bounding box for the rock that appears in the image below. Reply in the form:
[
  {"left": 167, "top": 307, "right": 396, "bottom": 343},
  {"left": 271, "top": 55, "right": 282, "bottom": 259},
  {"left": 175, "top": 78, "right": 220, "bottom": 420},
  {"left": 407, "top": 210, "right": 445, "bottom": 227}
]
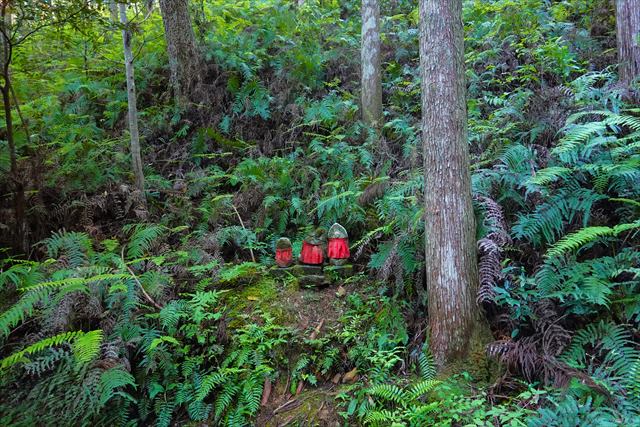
[
  {"left": 299, "top": 275, "right": 330, "bottom": 288},
  {"left": 324, "top": 264, "right": 353, "bottom": 279},
  {"left": 292, "top": 264, "right": 324, "bottom": 276},
  {"left": 270, "top": 266, "right": 296, "bottom": 278}
]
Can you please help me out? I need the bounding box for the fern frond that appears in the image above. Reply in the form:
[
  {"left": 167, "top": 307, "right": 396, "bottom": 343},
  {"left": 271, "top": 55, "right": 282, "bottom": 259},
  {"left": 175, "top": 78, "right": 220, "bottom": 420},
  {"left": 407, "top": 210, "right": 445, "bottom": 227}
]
[
  {"left": 366, "top": 383, "right": 408, "bottom": 404},
  {"left": 73, "top": 330, "right": 104, "bottom": 363},
  {"left": 408, "top": 380, "right": 441, "bottom": 400},
  {"left": 99, "top": 367, "right": 137, "bottom": 406},
  {"left": 1, "top": 330, "right": 103, "bottom": 369},
  {"left": 364, "top": 409, "right": 399, "bottom": 425},
  {"left": 546, "top": 220, "right": 640, "bottom": 258},
  {"left": 418, "top": 349, "right": 436, "bottom": 380},
  {"left": 124, "top": 224, "right": 166, "bottom": 259}
]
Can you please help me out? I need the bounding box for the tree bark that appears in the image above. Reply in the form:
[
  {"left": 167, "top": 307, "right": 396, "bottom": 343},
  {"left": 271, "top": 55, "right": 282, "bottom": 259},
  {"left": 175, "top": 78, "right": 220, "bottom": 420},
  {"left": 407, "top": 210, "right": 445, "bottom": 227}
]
[
  {"left": 1, "top": 4, "right": 27, "bottom": 253},
  {"left": 361, "top": 0, "right": 383, "bottom": 130},
  {"left": 419, "top": 0, "right": 479, "bottom": 367},
  {"left": 119, "top": 4, "right": 145, "bottom": 194},
  {"left": 616, "top": 0, "right": 640, "bottom": 86},
  {"left": 145, "top": 0, "right": 156, "bottom": 17},
  {"left": 108, "top": 0, "right": 118, "bottom": 23},
  {"left": 158, "top": 0, "right": 204, "bottom": 106}
]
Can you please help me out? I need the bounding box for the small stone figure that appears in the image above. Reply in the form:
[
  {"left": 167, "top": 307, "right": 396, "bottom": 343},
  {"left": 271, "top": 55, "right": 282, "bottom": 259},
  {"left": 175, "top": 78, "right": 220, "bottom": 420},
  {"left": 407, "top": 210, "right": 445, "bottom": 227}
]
[
  {"left": 299, "top": 228, "right": 326, "bottom": 265},
  {"left": 275, "top": 237, "right": 294, "bottom": 268},
  {"left": 327, "top": 223, "right": 350, "bottom": 265}
]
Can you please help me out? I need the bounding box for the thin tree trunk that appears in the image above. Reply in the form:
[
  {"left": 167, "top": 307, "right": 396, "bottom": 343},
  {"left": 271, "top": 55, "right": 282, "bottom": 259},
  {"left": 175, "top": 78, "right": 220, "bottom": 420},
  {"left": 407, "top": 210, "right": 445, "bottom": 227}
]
[
  {"left": 145, "top": 0, "right": 156, "bottom": 17},
  {"left": 361, "top": 0, "right": 382, "bottom": 130},
  {"left": 119, "top": 4, "right": 145, "bottom": 194},
  {"left": 1, "top": 5, "right": 27, "bottom": 253},
  {"left": 158, "top": 0, "right": 204, "bottom": 106},
  {"left": 419, "top": 0, "right": 479, "bottom": 367},
  {"left": 1, "top": 83, "right": 26, "bottom": 252},
  {"left": 616, "top": 0, "right": 640, "bottom": 86},
  {"left": 108, "top": 0, "right": 118, "bottom": 23}
]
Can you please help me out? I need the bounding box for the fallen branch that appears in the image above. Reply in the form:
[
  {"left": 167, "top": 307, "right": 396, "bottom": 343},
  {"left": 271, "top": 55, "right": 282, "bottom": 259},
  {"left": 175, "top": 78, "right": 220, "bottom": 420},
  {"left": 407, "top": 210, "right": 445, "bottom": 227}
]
[{"left": 273, "top": 398, "right": 301, "bottom": 414}]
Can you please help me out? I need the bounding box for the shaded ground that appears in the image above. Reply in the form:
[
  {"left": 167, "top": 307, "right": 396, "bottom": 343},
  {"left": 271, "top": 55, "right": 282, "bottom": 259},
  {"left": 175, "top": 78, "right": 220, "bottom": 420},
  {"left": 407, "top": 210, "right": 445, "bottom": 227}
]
[{"left": 221, "top": 271, "right": 359, "bottom": 426}]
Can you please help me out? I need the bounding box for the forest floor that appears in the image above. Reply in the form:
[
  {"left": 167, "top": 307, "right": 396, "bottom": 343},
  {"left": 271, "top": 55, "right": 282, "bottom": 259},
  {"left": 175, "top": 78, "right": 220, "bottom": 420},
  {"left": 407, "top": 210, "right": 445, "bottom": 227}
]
[{"left": 223, "top": 271, "right": 351, "bottom": 426}]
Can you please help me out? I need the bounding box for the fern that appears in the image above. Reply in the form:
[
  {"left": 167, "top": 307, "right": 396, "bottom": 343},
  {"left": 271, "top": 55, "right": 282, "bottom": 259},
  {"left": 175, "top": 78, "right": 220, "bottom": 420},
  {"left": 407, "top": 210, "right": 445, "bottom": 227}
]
[
  {"left": 124, "top": 224, "right": 166, "bottom": 259},
  {"left": 418, "top": 347, "right": 436, "bottom": 380},
  {"left": 367, "top": 383, "right": 408, "bottom": 404},
  {"left": 546, "top": 220, "right": 640, "bottom": 258},
  {"left": 1, "top": 330, "right": 103, "bottom": 370},
  {"left": 560, "top": 321, "right": 639, "bottom": 381},
  {"left": 98, "top": 367, "right": 136, "bottom": 406},
  {"left": 408, "top": 380, "right": 441, "bottom": 400},
  {"left": 42, "top": 231, "right": 93, "bottom": 268}
]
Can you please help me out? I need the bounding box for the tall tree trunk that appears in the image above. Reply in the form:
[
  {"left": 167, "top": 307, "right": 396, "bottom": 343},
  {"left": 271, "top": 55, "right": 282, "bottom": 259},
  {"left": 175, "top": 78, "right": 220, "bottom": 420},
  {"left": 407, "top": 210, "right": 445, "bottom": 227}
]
[
  {"left": 158, "top": 0, "right": 204, "bottom": 106},
  {"left": 419, "top": 0, "right": 479, "bottom": 367},
  {"left": 361, "top": 0, "right": 382, "bottom": 130},
  {"left": 1, "top": 5, "right": 27, "bottom": 253},
  {"left": 119, "top": 4, "right": 145, "bottom": 194},
  {"left": 145, "top": 0, "right": 156, "bottom": 17},
  {"left": 108, "top": 0, "right": 118, "bottom": 23},
  {"left": 616, "top": 0, "right": 640, "bottom": 86}
]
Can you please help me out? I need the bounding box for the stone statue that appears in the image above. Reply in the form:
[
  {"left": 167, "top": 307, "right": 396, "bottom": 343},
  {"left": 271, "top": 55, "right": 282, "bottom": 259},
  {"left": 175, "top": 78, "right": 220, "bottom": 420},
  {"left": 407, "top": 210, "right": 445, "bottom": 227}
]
[
  {"left": 275, "top": 237, "right": 293, "bottom": 268},
  {"left": 327, "top": 223, "right": 350, "bottom": 265},
  {"left": 299, "top": 228, "right": 326, "bottom": 265}
]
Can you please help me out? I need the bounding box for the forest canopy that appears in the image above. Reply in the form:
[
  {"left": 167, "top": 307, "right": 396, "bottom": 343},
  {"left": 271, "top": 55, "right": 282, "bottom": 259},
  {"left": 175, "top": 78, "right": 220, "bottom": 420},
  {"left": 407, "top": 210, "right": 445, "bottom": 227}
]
[{"left": 1, "top": 0, "right": 639, "bottom": 426}]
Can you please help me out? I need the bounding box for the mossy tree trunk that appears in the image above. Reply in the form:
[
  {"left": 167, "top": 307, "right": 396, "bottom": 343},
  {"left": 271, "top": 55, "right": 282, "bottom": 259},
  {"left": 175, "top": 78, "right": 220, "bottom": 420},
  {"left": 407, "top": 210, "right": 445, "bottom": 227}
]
[{"left": 419, "top": 0, "right": 480, "bottom": 368}]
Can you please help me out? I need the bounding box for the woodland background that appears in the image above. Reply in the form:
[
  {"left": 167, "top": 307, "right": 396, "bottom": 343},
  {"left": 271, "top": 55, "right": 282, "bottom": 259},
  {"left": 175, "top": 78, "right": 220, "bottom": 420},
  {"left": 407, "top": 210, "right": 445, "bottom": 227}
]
[{"left": 1, "top": 0, "right": 640, "bottom": 426}]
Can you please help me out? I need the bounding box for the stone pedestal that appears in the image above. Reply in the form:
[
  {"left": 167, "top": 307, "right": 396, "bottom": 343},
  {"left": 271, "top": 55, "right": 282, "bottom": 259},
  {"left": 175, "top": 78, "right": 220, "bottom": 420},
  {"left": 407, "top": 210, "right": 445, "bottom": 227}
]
[
  {"left": 324, "top": 264, "right": 353, "bottom": 278},
  {"left": 270, "top": 264, "right": 353, "bottom": 288},
  {"left": 299, "top": 275, "right": 331, "bottom": 288}
]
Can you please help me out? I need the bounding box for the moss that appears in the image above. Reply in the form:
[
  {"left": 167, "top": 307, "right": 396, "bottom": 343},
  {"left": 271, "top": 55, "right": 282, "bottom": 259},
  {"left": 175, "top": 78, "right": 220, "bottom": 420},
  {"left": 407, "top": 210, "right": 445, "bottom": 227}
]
[
  {"left": 262, "top": 388, "right": 341, "bottom": 427},
  {"left": 222, "top": 274, "right": 301, "bottom": 326},
  {"left": 441, "top": 319, "right": 499, "bottom": 384}
]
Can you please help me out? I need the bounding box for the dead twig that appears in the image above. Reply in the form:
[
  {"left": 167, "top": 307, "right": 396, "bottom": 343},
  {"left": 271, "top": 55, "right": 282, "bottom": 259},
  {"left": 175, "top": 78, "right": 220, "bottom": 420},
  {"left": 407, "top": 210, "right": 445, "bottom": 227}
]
[
  {"left": 231, "top": 203, "right": 256, "bottom": 263},
  {"left": 273, "top": 398, "right": 301, "bottom": 414},
  {"left": 121, "top": 248, "right": 163, "bottom": 310}
]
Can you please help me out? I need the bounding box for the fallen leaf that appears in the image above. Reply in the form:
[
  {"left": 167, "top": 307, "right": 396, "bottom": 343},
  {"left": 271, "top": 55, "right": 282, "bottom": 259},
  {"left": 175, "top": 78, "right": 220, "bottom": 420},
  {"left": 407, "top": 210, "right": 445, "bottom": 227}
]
[
  {"left": 342, "top": 367, "right": 358, "bottom": 383},
  {"left": 336, "top": 286, "right": 346, "bottom": 297}
]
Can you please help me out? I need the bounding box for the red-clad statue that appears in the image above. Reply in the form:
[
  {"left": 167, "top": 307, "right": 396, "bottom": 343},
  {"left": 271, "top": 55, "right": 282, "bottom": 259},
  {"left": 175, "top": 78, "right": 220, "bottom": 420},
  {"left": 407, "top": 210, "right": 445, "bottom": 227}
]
[
  {"left": 275, "top": 237, "right": 294, "bottom": 268},
  {"left": 299, "top": 228, "right": 326, "bottom": 265},
  {"left": 327, "top": 223, "right": 350, "bottom": 265}
]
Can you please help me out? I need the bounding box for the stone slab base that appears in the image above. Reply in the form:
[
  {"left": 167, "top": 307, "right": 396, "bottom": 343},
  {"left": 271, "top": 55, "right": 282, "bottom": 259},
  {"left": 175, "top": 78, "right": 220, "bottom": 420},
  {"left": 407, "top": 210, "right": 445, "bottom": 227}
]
[{"left": 270, "top": 264, "right": 354, "bottom": 287}]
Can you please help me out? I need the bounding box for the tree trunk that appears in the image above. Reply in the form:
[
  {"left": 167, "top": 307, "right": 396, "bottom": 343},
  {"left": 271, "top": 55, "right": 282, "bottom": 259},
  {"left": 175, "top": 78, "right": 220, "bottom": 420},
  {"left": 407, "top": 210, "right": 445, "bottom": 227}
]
[
  {"left": 1, "top": 5, "right": 27, "bottom": 253},
  {"left": 419, "top": 0, "right": 479, "bottom": 367},
  {"left": 616, "top": 0, "right": 640, "bottom": 86},
  {"left": 145, "top": 0, "right": 156, "bottom": 17},
  {"left": 158, "top": 0, "right": 204, "bottom": 106},
  {"left": 119, "top": 4, "right": 145, "bottom": 194},
  {"left": 361, "top": 0, "right": 383, "bottom": 130},
  {"left": 108, "top": 0, "right": 118, "bottom": 23}
]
